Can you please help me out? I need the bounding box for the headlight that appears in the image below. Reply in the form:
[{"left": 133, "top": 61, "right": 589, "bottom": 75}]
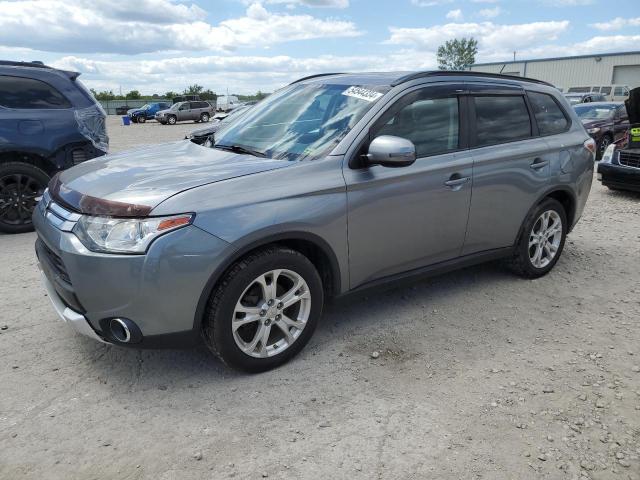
[
  {"left": 587, "top": 127, "right": 601, "bottom": 134},
  {"left": 601, "top": 144, "right": 616, "bottom": 164},
  {"left": 73, "top": 214, "right": 193, "bottom": 254}
]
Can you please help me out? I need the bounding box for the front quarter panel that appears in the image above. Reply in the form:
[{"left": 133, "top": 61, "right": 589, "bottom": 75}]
[{"left": 152, "top": 157, "right": 349, "bottom": 293}]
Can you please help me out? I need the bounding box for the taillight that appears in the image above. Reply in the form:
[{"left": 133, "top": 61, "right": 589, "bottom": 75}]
[{"left": 583, "top": 138, "right": 596, "bottom": 156}]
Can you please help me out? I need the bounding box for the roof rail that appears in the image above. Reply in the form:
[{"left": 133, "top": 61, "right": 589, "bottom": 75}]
[
  {"left": 391, "top": 70, "right": 554, "bottom": 88},
  {"left": 289, "top": 73, "right": 344, "bottom": 85},
  {"left": 0, "top": 60, "right": 52, "bottom": 69}
]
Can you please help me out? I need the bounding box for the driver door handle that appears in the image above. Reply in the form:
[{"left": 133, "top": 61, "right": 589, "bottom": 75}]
[{"left": 444, "top": 175, "right": 470, "bottom": 189}]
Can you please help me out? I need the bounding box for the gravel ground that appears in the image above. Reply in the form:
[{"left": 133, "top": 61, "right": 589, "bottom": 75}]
[{"left": 1, "top": 116, "right": 639, "bottom": 479}]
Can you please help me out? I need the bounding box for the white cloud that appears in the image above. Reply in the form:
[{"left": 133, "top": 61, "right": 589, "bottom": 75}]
[
  {"left": 540, "top": 0, "right": 593, "bottom": 5},
  {"left": 479, "top": 7, "right": 502, "bottom": 18},
  {"left": 0, "top": 1, "right": 361, "bottom": 54},
  {"left": 446, "top": 9, "right": 463, "bottom": 20},
  {"left": 386, "top": 21, "right": 570, "bottom": 55},
  {"left": 591, "top": 17, "right": 640, "bottom": 31},
  {"left": 411, "top": 0, "right": 453, "bottom": 6},
  {"left": 244, "top": 0, "right": 350, "bottom": 7}
]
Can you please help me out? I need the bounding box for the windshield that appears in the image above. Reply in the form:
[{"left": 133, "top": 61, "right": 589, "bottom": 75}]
[
  {"left": 574, "top": 104, "right": 616, "bottom": 119},
  {"left": 169, "top": 103, "right": 181, "bottom": 111},
  {"left": 213, "top": 83, "right": 389, "bottom": 161},
  {"left": 141, "top": 104, "right": 150, "bottom": 110}
]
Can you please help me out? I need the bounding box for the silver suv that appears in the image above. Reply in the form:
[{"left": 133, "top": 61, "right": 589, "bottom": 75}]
[
  {"left": 34, "top": 72, "right": 595, "bottom": 372},
  {"left": 155, "top": 100, "right": 214, "bottom": 125}
]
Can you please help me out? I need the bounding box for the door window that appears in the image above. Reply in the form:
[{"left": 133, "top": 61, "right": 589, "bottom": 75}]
[
  {"left": 473, "top": 95, "right": 532, "bottom": 147},
  {"left": 0, "top": 75, "right": 71, "bottom": 109},
  {"left": 600, "top": 86, "right": 612, "bottom": 95},
  {"left": 371, "top": 92, "right": 459, "bottom": 158},
  {"left": 527, "top": 91, "right": 569, "bottom": 136}
]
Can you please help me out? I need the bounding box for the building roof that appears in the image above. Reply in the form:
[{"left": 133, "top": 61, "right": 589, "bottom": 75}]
[{"left": 471, "top": 50, "right": 640, "bottom": 67}]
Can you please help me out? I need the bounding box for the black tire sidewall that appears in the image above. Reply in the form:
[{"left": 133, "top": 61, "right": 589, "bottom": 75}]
[
  {"left": 0, "top": 162, "right": 50, "bottom": 234},
  {"left": 207, "top": 250, "right": 323, "bottom": 372},
  {"left": 516, "top": 198, "right": 567, "bottom": 277}
]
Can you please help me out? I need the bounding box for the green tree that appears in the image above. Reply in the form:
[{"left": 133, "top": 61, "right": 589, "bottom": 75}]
[
  {"left": 200, "top": 89, "right": 217, "bottom": 101},
  {"left": 437, "top": 38, "right": 478, "bottom": 70},
  {"left": 93, "top": 89, "right": 116, "bottom": 101},
  {"left": 125, "top": 90, "right": 141, "bottom": 99},
  {"left": 184, "top": 84, "right": 204, "bottom": 95},
  {"left": 164, "top": 91, "right": 178, "bottom": 100},
  {"left": 255, "top": 90, "right": 268, "bottom": 100}
]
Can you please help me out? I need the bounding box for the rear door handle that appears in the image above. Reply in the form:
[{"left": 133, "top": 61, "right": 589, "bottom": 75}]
[
  {"left": 530, "top": 158, "right": 549, "bottom": 170},
  {"left": 444, "top": 176, "right": 470, "bottom": 188}
]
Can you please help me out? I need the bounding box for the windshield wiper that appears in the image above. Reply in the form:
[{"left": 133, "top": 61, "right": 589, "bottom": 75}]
[{"left": 214, "top": 143, "right": 267, "bottom": 158}]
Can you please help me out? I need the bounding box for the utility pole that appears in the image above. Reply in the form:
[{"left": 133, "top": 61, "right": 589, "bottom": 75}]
[{"left": 513, "top": 51, "right": 516, "bottom": 62}]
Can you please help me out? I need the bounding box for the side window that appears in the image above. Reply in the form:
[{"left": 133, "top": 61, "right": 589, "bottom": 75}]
[
  {"left": 0, "top": 75, "right": 71, "bottom": 109},
  {"left": 600, "top": 86, "right": 612, "bottom": 95},
  {"left": 371, "top": 92, "right": 459, "bottom": 158},
  {"left": 473, "top": 95, "right": 531, "bottom": 146},
  {"left": 614, "top": 87, "right": 624, "bottom": 96},
  {"left": 527, "top": 91, "right": 569, "bottom": 135}
]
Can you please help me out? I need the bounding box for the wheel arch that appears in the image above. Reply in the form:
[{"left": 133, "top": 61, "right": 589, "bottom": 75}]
[
  {"left": 0, "top": 150, "right": 57, "bottom": 176},
  {"left": 193, "top": 231, "right": 342, "bottom": 332}
]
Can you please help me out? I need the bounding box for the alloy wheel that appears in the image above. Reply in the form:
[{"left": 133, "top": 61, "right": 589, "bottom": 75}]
[
  {"left": 528, "top": 210, "right": 562, "bottom": 269},
  {"left": 0, "top": 173, "right": 45, "bottom": 227},
  {"left": 232, "top": 269, "right": 311, "bottom": 358}
]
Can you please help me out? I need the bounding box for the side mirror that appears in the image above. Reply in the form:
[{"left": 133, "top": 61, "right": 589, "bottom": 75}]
[{"left": 365, "top": 135, "right": 416, "bottom": 168}]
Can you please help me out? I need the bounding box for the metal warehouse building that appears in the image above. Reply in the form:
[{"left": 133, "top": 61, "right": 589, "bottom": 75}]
[{"left": 469, "top": 51, "right": 640, "bottom": 91}]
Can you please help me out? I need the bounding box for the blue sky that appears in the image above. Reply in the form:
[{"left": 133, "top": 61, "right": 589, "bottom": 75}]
[{"left": 1, "top": 0, "right": 639, "bottom": 94}]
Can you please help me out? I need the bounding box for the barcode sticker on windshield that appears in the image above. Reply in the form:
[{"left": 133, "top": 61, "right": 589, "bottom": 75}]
[{"left": 342, "top": 86, "right": 383, "bottom": 102}]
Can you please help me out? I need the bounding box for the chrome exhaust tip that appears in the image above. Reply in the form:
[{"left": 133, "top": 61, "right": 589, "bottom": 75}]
[{"left": 109, "top": 318, "right": 131, "bottom": 343}]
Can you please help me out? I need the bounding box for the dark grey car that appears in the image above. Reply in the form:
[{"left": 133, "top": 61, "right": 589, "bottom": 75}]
[
  {"left": 155, "top": 100, "right": 214, "bottom": 125},
  {"left": 34, "top": 71, "right": 594, "bottom": 372}
]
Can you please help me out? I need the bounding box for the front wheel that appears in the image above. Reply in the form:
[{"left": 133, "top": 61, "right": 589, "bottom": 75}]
[
  {"left": 203, "top": 246, "right": 323, "bottom": 372},
  {"left": 597, "top": 135, "right": 612, "bottom": 159},
  {"left": 137, "top": 116, "right": 146, "bottom": 124},
  {"left": 508, "top": 198, "right": 567, "bottom": 278},
  {"left": 167, "top": 115, "right": 177, "bottom": 125},
  {"left": 200, "top": 113, "right": 210, "bottom": 123},
  {"left": 0, "top": 162, "right": 49, "bottom": 234}
]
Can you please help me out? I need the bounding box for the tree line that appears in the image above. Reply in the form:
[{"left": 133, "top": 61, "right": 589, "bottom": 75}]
[{"left": 90, "top": 84, "right": 270, "bottom": 102}]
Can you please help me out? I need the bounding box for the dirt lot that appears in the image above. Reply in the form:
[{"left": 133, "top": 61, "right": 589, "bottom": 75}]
[{"left": 1, "top": 116, "right": 639, "bottom": 480}]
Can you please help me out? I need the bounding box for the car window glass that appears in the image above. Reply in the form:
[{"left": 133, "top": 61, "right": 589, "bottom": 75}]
[
  {"left": 179, "top": 104, "right": 189, "bottom": 110},
  {"left": 0, "top": 75, "right": 71, "bottom": 109},
  {"left": 600, "top": 86, "right": 612, "bottom": 95},
  {"left": 614, "top": 87, "right": 624, "bottom": 96},
  {"left": 372, "top": 95, "right": 459, "bottom": 158},
  {"left": 473, "top": 95, "right": 531, "bottom": 146},
  {"left": 527, "top": 91, "right": 568, "bottom": 135}
]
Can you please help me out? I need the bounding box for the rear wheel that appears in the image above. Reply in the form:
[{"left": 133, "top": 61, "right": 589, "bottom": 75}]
[
  {"left": 509, "top": 198, "right": 567, "bottom": 278},
  {"left": 0, "top": 162, "right": 49, "bottom": 234},
  {"left": 203, "top": 246, "right": 323, "bottom": 372},
  {"left": 167, "top": 115, "right": 177, "bottom": 125}
]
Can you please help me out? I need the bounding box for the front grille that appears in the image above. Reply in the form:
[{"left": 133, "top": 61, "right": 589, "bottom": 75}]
[
  {"left": 39, "top": 240, "right": 71, "bottom": 284},
  {"left": 618, "top": 150, "right": 640, "bottom": 169},
  {"left": 71, "top": 148, "right": 86, "bottom": 165}
]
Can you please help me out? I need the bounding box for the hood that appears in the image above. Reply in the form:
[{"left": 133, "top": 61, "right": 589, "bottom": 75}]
[
  {"left": 188, "top": 120, "right": 222, "bottom": 138},
  {"left": 156, "top": 108, "right": 172, "bottom": 116},
  {"left": 581, "top": 118, "right": 611, "bottom": 129},
  {"left": 51, "top": 140, "right": 292, "bottom": 216}
]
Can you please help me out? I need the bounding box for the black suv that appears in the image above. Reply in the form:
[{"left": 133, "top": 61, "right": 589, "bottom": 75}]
[{"left": 0, "top": 61, "right": 108, "bottom": 233}]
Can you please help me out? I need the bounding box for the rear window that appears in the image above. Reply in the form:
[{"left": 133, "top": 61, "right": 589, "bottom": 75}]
[
  {"left": 473, "top": 95, "right": 531, "bottom": 147},
  {"left": 0, "top": 75, "right": 71, "bottom": 109},
  {"left": 527, "top": 91, "right": 569, "bottom": 135}
]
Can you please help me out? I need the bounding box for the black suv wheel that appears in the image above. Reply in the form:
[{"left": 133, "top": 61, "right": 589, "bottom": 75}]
[{"left": 0, "top": 162, "right": 49, "bottom": 234}]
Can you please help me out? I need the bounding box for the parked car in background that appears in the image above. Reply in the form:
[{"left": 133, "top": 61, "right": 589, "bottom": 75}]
[
  {"left": 172, "top": 95, "right": 200, "bottom": 104},
  {"left": 565, "top": 92, "right": 606, "bottom": 105},
  {"left": 155, "top": 101, "right": 214, "bottom": 125},
  {"left": 115, "top": 105, "right": 131, "bottom": 115},
  {"left": 34, "top": 71, "right": 594, "bottom": 371},
  {"left": 573, "top": 102, "right": 629, "bottom": 158},
  {"left": 567, "top": 86, "right": 630, "bottom": 102},
  {"left": 128, "top": 102, "right": 170, "bottom": 123},
  {"left": 0, "top": 60, "right": 108, "bottom": 233},
  {"left": 216, "top": 95, "right": 240, "bottom": 112},
  {"left": 185, "top": 105, "right": 252, "bottom": 145},
  {"left": 598, "top": 87, "right": 640, "bottom": 192}
]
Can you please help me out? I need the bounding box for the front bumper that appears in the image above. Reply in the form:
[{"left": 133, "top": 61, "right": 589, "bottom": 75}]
[
  {"left": 33, "top": 197, "right": 230, "bottom": 347},
  {"left": 597, "top": 162, "right": 640, "bottom": 192}
]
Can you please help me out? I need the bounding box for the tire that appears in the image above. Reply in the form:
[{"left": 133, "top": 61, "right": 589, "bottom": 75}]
[
  {"left": 202, "top": 246, "right": 324, "bottom": 372},
  {"left": 131, "top": 117, "right": 138, "bottom": 123},
  {"left": 167, "top": 115, "right": 177, "bottom": 125},
  {"left": 508, "top": 198, "right": 567, "bottom": 278},
  {"left": 597, "top": 135, "right": 612, "bottom": 160},
  {"left": 138, "top": 116, "right": 146, "bottom": 124},
  {"left": 200, "top": 113, "right": 210, "bottom": 123},
  {"left": 0, "top": 162, "right": 50, "bottom": 234}
]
